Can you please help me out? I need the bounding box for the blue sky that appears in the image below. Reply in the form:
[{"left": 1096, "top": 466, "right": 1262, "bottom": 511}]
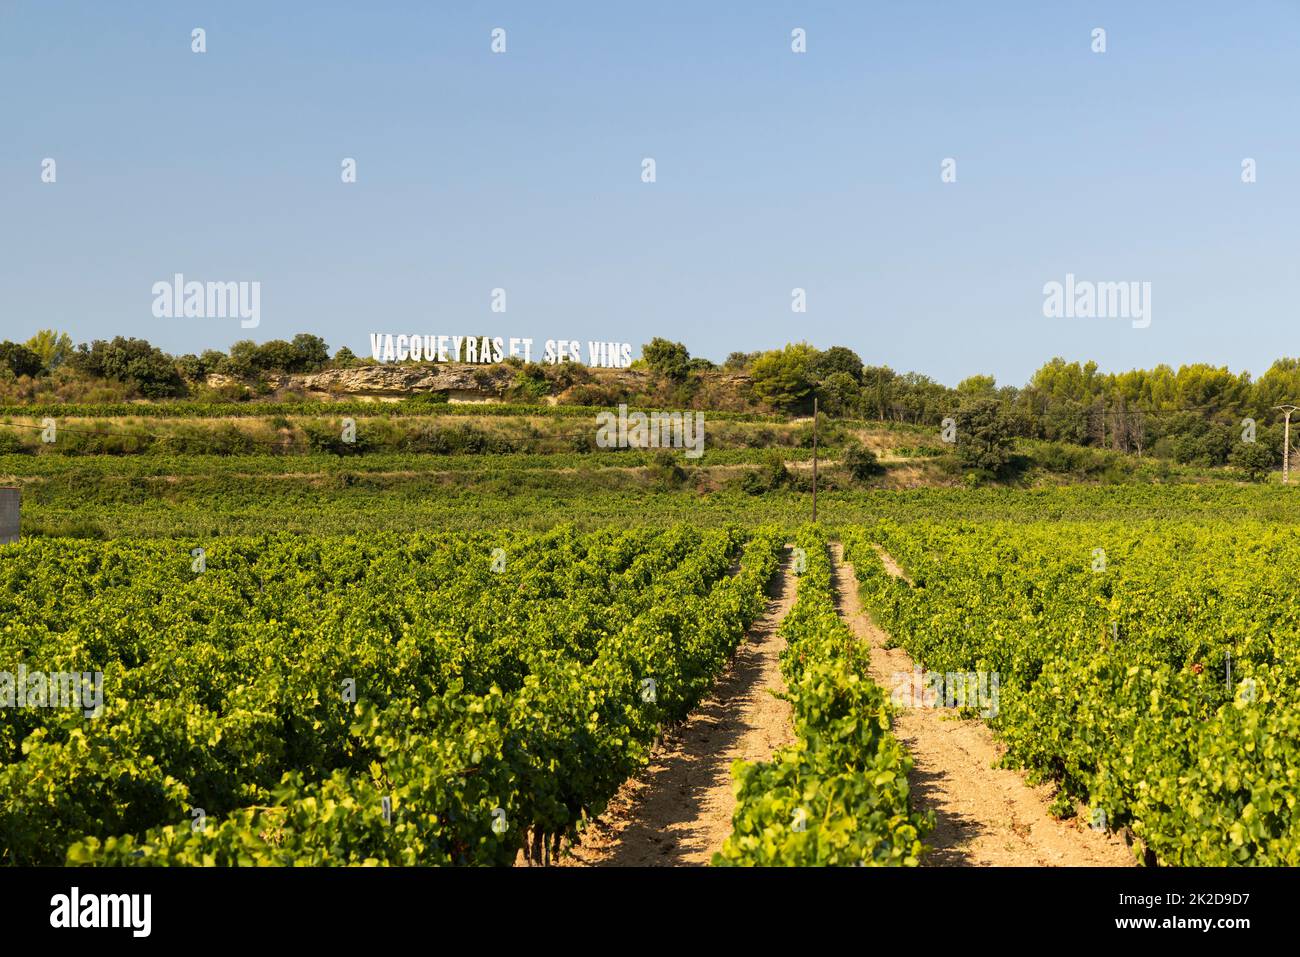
[{"left": 3, "top": 1, "right": 1297, "bottom": 386}]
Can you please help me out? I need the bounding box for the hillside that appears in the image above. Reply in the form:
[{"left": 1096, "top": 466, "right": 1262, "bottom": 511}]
[{"left": 216, "top": 362, "right": 754, "bottom": 409}]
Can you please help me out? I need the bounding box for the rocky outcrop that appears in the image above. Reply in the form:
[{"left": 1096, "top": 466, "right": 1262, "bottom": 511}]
[
  {"left": 206, "top": 364, "right": 515, "bottom": 401},
  {"left": 294, "top": 364, "right": 514, "bottom": 399},
  {"left": 204, "top": 363, "right": 754, "bottom": 407}
]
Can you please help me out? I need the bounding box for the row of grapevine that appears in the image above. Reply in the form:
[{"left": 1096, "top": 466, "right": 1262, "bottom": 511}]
[
  {"left": 715, "top": 528, "right": 929, "bottom": 866},
  {"left": 0, "top": 525, "right": 783, "bottom": 864},
  {"left": 843, "top": 520, "right": 1300, "bottom": 865}
]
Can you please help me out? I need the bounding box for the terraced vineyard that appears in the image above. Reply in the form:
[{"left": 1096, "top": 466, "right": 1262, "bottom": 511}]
[{"left": 844, "top": 521, "right": 1300, "bottom": 865}]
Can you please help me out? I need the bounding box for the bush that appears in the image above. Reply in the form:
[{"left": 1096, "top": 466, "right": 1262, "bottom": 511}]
[
  {"left": 1034, "top": 441, "right": 1085, "bottom": 473},
  {"left": 163, "top": 424, "right": 262, "bottom": 455},
  {"left": 647, "top": 449, "right": 688, "bottom": 488},
  {"left": 21, "top": 517, "right": 106, "bottom": 539},
  {"left": 303, "top": 421, "right": 370, "bottom": 455},
  {"left": 565, "top": 383, "right": 623, "bottom": 407},
  {"left": 510, "top": 365, "right": 551, "bottom": 402},
  {"left": 69, "top": 338, "right": 185, "bottom": 398},
  {"left": 795, "top": 415, "right": 846, "bottom": 449},
  {"left": 843, "top": 442, "right": 883, "bottom": 482},
  {"left": 1229, "top": 441, "right": 1276, "bottom": 482},
  {"left": 740, "top": 450, "right": 790, "bottom": 494},
  {"left": 397, "top": 423, "right": 516, "bottom": 455},
  {"left": 0, "top": 431, "right": 29, "bottom": 454}
]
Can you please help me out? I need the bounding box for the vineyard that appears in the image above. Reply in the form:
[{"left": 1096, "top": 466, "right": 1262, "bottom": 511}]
[
  {"left": 0, "top": 515, "right": 949, "bottom": 866},
  {"left": 4, "top": 526, "right": 790, "bottom": 864},
  {"left": 3, "top": 421, "right": 1299, "bottom": 867},
  {"left": 716, "top": 528, "right": 928, "bottom": 865},
  {"left": 844, "top": 521, "right": 1300, "bottom": 866}
]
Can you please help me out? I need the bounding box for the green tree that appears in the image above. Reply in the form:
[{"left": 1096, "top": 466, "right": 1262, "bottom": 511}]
[
  {"left": 955, "top": 398, "right": 1013, "bottom": 474},
  {"left": 861, "top": 366, "right": 896, "bottom": 420},
  {"left": 817, "top": 371, "right": 862, "bottom": 416},
  {"left": 740, "top": 449, "right": 790, "bottom": 494},
  {"left": 252, "top": 339, "right": 298, "bottom": 372},
  {"left": 68, "top": 337, "right": 185, "bottom": 397},
  {"left": 221, "top": 340, "right": 259, "bottom": 378},
  {"left": 810, "top": 346, "right": 864, "bottom": 383},
  {"left": 175, "top": 350, "right": 228, "bottom": 382},
  {"left": 956, "top": 374, "right": 996, "bottom": 398},
  {"left": 24, "top": 330, "right": 73, "bottom": 370},
  {"left": 0, "top": 341, "right": 44, "bottom": 378},
  {"left": 750, "top": 342, "right": 817, "bottom": 412},
  {"left": 1254, "top": 358, "right": 1300, "bottom": 414},
  {"left": 175, "top": 354, "right": 206, "bottom": 381},
  {"left": 641, "top": 338, "right": 691, "bottom": 381},
  {"left": 291, "top": 334, "right": 330, "bottom": 372},
  {"left": 724, "top": 351, "right": 760, "bottom": 371}
]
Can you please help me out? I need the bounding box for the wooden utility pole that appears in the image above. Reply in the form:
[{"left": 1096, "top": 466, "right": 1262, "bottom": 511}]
[
  {"left": 1275, "top": 405, "right": 1298, "bottom": 484},
  {"left": 811, "top": 398, "right": 818, "bottom": 523}
]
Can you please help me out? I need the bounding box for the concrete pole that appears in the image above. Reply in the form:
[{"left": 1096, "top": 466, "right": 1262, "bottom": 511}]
[{"left": 1275, "top": 406, "right": 1298, "bottom": 484}]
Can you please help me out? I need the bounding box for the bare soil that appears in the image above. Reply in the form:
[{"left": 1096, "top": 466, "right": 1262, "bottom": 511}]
[
  {"left": 563, "top": 547, "right": 800, "bottom": 866},
  {"left": 831, "top": 543, "right": 1136, "bottom": 867},
  {"left": 869, "top": 542, "right": 914, "bottom": 584}
]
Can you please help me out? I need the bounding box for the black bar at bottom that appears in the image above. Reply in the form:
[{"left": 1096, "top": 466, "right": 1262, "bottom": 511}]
[{"left": 0, "top": 866, "right": 1277, "bottom": 943}]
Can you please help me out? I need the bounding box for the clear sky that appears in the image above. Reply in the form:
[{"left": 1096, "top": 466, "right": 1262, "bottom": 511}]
[{"left": 3, "top": 1, "right": 1297, "bottom": 387}]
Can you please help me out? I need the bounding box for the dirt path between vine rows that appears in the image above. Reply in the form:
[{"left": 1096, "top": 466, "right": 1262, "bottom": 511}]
[
  {"left": 563, "top": 546, "right": 800, "bottom": 866},
  {"left": 830, "top": 543, "right": 1135, "bottom": 867}
]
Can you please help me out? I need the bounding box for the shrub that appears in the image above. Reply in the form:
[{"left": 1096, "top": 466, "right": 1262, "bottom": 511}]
[
  {"left": 647, "top": 449, "right": 688, "bottom": 488},
  {"left": 740, "top": 450, "right": 790, "bottom": 494},
  {"left": 69, "top": 338, "right": 185, "bottom": 398},
  {"left": 0, "top": 431, "right": 29, "bottom": 454},
  {"left": 843, "top": 442, "right": 883, "bottom": 482},
  {"left": 1229, "top": 441, "right": 1276, "bottom": 482},
  {"left": 303, "top": 421, "right": 370, "bottom": 455}
]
